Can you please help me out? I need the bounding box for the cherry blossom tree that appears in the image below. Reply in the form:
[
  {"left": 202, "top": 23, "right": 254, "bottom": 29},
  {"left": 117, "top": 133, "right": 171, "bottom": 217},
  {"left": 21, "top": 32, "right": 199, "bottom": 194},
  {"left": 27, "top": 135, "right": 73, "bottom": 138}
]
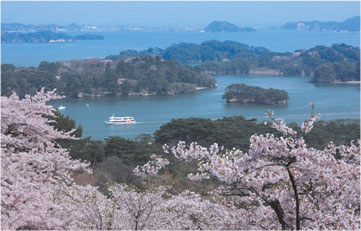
[
  {"left": 162, "top": 105, "right": 360, "bottom": 230},
  {"left": 1, "top": 89, "right": 92, "bottom": 229},
  {"left": 106, "top": 185, "right": 241, "bottom": 230}
]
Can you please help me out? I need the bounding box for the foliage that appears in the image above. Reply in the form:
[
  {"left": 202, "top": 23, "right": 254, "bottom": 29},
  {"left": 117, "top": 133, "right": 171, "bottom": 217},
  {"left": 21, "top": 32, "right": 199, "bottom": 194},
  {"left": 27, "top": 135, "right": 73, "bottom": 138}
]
[
  {"left": 304, "top": 119, "right": 361, "bottom": 149},
  {"left": 154, "top": 116, "right": 360, "bottom": 152},
  {"left": 106, "top": 40, "right": 270, "bottom": 64},
  {"left": 106, "top": 41, "right": 360, "bottom": 83},
  {"left": 48, "top": 110, "right": 83, "bottom": 138},
  {"left": 47, "top": 111, "right": 105, "bottom": 167},
  {"left": 156, "top": 109, "right": 360, "bottom": 229},
  {"left": 1, "top": 56, "right": 215, "bottom": 98},
  {"left": 104, "top": 136, "right": 159, "bottom": 166},
  {"left": 222, "top": 84, "right": 289, "bottom": 105},
  {"left": 198, "top": 57, "right": 251, "bottom": 74},
  {"left": 94, "top": 156, "right": 140, "bottom": 190}
]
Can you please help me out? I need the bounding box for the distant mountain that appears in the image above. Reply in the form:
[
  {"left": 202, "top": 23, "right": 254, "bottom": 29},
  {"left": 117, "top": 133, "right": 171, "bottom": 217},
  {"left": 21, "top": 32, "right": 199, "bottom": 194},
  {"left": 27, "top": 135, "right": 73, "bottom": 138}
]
[
  {"left": 204, "top": 21, "right": 256, "bottom": 32},
  {"left": 282, "top": 16, "right": 360, "bottom": 32}
]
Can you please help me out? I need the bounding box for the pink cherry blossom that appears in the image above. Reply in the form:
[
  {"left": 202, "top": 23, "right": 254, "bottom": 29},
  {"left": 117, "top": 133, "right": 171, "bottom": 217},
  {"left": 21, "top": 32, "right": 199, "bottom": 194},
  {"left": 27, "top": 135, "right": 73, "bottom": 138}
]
[{"left": 165, "top": 109, "right": 360, "bottom": 230}]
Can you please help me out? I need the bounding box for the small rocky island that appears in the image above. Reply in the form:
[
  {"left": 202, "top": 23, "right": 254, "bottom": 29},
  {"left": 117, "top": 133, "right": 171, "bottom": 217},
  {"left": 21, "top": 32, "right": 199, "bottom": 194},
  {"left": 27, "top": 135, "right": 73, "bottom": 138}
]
[
  {"left": 223, "top": 84, "right": 288, "bottom": 105},
  {"left": 204, "top": 21, "right": 256, "bottom": 33}
]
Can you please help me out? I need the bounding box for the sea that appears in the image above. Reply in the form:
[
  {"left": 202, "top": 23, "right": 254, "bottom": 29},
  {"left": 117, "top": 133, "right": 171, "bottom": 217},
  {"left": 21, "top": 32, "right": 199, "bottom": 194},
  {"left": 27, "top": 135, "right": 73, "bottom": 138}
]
[{"left": 2, "top": 29, "right": 360, "bottom": 140}]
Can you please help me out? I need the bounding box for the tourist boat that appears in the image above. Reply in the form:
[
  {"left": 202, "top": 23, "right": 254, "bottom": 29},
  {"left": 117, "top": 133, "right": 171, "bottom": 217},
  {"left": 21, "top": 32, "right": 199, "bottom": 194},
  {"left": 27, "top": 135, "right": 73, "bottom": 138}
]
[
  {"left": 58, "top": 106, "right": 66, "bottom": 110},
  {"left": 105, "top": 114, "right": 136, "bottom": 125}
]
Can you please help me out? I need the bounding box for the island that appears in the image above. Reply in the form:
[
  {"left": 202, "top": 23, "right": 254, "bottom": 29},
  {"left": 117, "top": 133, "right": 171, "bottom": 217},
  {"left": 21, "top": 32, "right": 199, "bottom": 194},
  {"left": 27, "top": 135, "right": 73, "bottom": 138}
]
[
  {"left": 106, "top": 41, "right": 360, "bottom": 83},
  {"left": 1, "top": 23, "right": 97, "bottom": 32},
  {"left": 222, "top": 84, "right": 289, "bottom": 105},
  {"left": 282, "top": 16, "right": 360, "bottom": 32},
  {"left": 1, "top": 31, "right": 104, "bottom": 43},
  {"left": 106, "top": 40, "right": 269, "bottom": 64},
  {"left": 1, "top": 56, "right": 216, "bottom": 98},
  {"left": 204, "top": 21, "right": 256, "bottom": 33}
]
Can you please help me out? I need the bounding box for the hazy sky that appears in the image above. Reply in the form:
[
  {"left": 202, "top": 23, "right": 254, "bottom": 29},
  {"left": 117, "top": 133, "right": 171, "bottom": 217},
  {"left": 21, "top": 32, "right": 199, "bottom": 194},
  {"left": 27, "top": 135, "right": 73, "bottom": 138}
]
[{"left": 2, "top": 1, "right": 360, "bottom": 28}]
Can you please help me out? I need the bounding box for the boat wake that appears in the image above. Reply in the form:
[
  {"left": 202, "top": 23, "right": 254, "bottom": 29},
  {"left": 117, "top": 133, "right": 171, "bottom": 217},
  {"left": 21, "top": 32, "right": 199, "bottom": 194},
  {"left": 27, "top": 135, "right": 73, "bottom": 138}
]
[{"left": 132, "top": 121, "right": 169, "bottom": 124}]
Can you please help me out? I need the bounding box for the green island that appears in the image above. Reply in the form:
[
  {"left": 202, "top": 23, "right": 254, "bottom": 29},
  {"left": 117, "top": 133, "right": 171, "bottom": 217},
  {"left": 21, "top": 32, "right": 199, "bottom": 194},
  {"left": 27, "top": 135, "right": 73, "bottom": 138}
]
[
  {"left": 106, "top": 41, "right": 360, "bottom": 83},
  {"left": 282, "top": 16, "right": 360, "bottom": 32},
  {"left": 204, "top": 21, "right": 256, "bottom": 33},
  {"left": 1, "top": 56, "right": 215, "bottom": 98},
  {"left": 222, "top": 84, "right": 289, "bottom": 105},
  {"left": 1, "top": 30, "right": 104, "bottom": 43}
]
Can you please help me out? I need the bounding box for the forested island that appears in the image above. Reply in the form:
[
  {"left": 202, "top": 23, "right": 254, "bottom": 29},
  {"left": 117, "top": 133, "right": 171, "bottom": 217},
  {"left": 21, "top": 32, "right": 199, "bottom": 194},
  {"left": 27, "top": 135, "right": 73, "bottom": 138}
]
[
  {"left": 223, "top": 84, "right": 288, "bottom": 105},
  {"left": 107, "top": 41, "right": 360, "bottom": 83},
  {"left": 282, "top": 16, "right": 360, "bottom": 32},
  {"left": 106, "top": 40, "right": 269, "bottom": 64},
  {"left": 1, "top": 56, "right": 215, "bottom": 98},
  {"left": 204, "top": 21, "right": 256, "bottom": 32},
  {"left": 1, "top": 30, "right": 104, "bottom": 43}
]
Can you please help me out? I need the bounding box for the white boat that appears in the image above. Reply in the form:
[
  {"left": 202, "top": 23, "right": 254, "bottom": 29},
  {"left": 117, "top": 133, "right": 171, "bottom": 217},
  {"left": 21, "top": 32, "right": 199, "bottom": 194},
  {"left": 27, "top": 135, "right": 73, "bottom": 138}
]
[
  {"left": 105, "top": 115, "right": 136, "bottom": 125},
  {"left": 58, "top": 106, "right": 66, "bottom": 110}
]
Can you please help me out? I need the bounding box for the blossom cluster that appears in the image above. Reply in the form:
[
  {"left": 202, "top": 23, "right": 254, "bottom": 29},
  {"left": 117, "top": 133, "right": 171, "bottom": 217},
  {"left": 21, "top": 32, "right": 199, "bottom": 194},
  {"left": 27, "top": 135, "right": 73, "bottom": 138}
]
[
  {"left": 133, "top": 154, "right": 169, "bottom": 178},
  {"left": 1, "top": 89, "right": 89, "bottom": 229},
  {"left": 300, "top": 103, "right": 321, "bottom": 134}
]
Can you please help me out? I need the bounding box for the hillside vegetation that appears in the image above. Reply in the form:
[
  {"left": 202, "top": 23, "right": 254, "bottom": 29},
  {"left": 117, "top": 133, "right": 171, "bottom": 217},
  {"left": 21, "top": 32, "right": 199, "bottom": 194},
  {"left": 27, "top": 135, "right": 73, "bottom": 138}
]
[
  {"left": 106, "top": 41, "right": 360, "bottom": 83},
  {"left": 49, "top": 111, "right": 361, "bottom": 193},
  {"left": 1, "top": 56, "right": 215, "bottom": 98}
]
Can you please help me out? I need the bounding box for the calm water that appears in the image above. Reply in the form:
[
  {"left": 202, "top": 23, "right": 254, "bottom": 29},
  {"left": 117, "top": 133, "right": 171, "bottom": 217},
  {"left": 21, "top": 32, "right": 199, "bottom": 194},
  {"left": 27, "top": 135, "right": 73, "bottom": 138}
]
[
  {"left": 2, "top": 30, "right": 360, "bottom": 67},
  {"left": 52, "top": 75, "right": 360, "bottom": 140}
]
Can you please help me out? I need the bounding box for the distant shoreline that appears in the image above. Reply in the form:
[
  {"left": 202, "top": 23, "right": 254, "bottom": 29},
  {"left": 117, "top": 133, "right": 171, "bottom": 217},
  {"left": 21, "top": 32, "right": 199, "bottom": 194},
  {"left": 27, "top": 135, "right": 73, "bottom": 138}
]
[{"left": 338, "top": 81, "right": 360, "bottom": 84}]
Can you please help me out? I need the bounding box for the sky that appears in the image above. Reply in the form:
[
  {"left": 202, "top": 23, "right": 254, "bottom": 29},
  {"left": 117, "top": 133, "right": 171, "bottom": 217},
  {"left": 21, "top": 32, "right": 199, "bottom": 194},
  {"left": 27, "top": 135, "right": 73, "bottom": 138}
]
[{"left": 1, "top": 1, "right": 360, "bottom": 28}]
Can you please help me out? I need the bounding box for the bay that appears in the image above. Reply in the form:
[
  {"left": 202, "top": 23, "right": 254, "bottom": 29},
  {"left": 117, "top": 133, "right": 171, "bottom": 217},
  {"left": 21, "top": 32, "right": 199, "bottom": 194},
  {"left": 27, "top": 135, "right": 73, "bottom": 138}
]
[
  {"left": 3, "top": 29, "right": 360, "bottom": 140},
  {"left": 52, "top": 75, "right": 360, "bottom": 140},
  {"left": 2, "top": 29, "right": 360, "bottom": 67}
]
